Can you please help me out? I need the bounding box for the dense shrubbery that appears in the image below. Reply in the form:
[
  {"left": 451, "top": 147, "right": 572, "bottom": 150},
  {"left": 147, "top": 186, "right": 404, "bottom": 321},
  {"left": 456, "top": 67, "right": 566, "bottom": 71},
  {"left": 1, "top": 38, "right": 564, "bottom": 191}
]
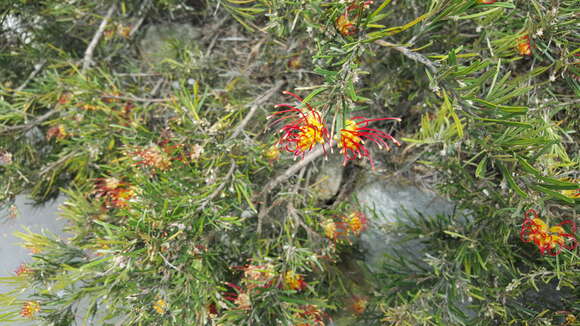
[{"left": 1, "top": 1, "right": 578, "bottom": 325}]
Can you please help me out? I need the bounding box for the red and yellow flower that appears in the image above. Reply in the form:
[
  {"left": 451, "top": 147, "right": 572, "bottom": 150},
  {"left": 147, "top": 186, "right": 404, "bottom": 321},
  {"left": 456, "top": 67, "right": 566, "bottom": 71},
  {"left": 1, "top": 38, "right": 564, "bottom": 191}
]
[
  {"left": 294, "top": 304, "right": 325, "bottom": 326},
  {"left": 242, "top": 263, "right": 276, "bottom": 289},
  {"left": 478, "top": 0, "right": 497, "bottom": 4},
  {"left": 20, "top": 301, "right": 41, "bottom": 318},
  {"left": 270, "top": 91, "right": 329, "bottom": 158},
  {"left": 516, "top": 35, "right": 532, "bottom": 56},
  {"left": 520, "top": 209, "right": 577, "bottom": 256},
  {"left": 337, "top": 117, "right": 401, "bottom": 169},
  {"left": 94, "top": 177, "right": 135, "bottom": 209},
  {"left": 284, "top": 270, "right": 307, "bottom": 291},
  {"left": 349, "top": 296, "right": 368, "bottom": 315},
  {"left": 15, "top": 264, "right": 31, "bottom": 276},
  {"left": 345, "top": 211, "right": 368, "bottom": 236},
  {"left": 336, "top": 1, "right": 374, "bottom": 36},
  {"left": 153, "top": 298, "right": 167, "bottom": 315},
  {"left": 131, "top": 144, "right": 172, "bottom": 171}
]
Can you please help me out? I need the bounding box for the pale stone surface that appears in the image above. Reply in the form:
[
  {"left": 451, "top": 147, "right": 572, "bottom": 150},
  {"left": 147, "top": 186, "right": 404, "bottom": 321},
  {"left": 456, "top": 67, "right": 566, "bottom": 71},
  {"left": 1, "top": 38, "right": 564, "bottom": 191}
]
[
  {"left": 139, "top": 23, "right": 202, "bottom": 67},
  {"left": 0, "top": 195, "right": 67, "bottom": 325},
  {"left": 313, "top": 155, "right": 344, "bottom": 201},
  {"left": 354, "top": 177, "right": 456, "bottom": 269}
]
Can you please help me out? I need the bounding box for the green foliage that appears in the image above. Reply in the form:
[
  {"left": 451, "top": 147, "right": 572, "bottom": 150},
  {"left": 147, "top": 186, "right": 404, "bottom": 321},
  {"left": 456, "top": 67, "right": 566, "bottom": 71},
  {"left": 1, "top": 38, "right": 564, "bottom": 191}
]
[{"left": 0, "top": 0, "right": 578, "bottom": 325}]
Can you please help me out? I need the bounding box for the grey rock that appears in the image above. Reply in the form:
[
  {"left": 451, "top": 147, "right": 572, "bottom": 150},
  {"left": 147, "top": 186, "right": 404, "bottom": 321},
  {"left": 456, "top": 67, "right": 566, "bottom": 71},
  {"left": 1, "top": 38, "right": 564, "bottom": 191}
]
[
  {"left": 0, "top": 194, "right": 67, "bottom": 325},
  {"left": 354, "top": 177, "right": 455, "bottom": 269},
  {"left": 313, "top": 155, "right": 344, "bottom": 201},
  {"left": 139, "top": 23, "right": 202, "bottom": 67}
]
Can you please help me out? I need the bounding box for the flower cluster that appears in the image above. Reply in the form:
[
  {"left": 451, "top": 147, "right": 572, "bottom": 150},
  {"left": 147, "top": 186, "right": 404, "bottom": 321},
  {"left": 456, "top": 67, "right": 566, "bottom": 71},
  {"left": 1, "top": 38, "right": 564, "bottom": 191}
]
[
  {"left": 516, "top": 35, "right": 532, "bottom": 56},
  {"left": 130, "top": 144, "right": 173, "bottom": 171},
  {"left": 269, "top": 91, "right": 330, "bottom": 159},
  {"left": 0, "top": 150, "right": 13, "bottom": 165},
  {"left": 284, "top": 270, "right": 308, "bottom": 291},
  {"left": 152, "top": 298, "right": 167, "bottom": 315},
  {"left": 241, "top": 263, "right": 276, "bottom": 290},
  {"left": 93, "top": 177, "right": 135, "bottom": 209},
  {"left": 20, "top": 301, "right": 41, "bottom": 318},
  {"left": 46, "top": 124, "right": 68, "bottom": 141},
  {"left": 335, "top": 1, "right": 374, "bottom": 36},
  {"left": 270, "top": 91, "right": 400, "bottom": 168},
  {"left": 349, "top": 296, "right": 368, "bottom": 315},
  {"left": 520, "top": 209, "right": 577, "bottom": 256},
  {"left": 15, "top": 263, "right": 31, "bottom": 276},
  {"left": 294, "top": 304, "right": 326, "bottom": 326},
  {"left": 322, "top": 211, "right": 368, "bottom": 241}
]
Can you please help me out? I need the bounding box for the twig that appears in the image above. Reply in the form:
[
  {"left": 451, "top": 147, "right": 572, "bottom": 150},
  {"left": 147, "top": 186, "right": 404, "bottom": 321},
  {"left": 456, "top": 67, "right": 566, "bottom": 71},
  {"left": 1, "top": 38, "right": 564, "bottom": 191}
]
[
  {"left": 159, "top": 252, "right": 182, "bottom": 272},
  {"left": 197, "top": 159, "right": 237, "bottom": 212},
  {"left": 259, "top": 141, "right": 336, "bottom": 198},
  {"left": 375, "top": 40, "right": 439, "bottom": 73},
  {"left": 82, "top": 4, "right": 116, "bottom": 73},
  {"left": 128, "top": 0, "right": 152, "bottom": 38},
  {"left": 101, "top": 95, "right": 171, "bottom": 103},
  {"left": 16, "top": 60, "right": 47, "bottom": 92},
  {"left": 39, "top": 151, "right": 80, "bottom": 176},
  {"left": 0, "top": 109, "right": 59, "bottom": 135},
  {"left": 228, "top": 80, "right": 285, "bottom": 140}
]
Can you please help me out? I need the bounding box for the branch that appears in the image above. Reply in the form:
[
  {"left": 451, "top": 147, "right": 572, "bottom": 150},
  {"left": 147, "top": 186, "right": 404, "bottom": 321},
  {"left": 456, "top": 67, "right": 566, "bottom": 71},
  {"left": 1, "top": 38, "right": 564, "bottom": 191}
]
[
  {"left": 100, "top": 95, "right": 171, "bottom": 103},
  {"left": 16, "top": 60, "right": 47, "bottom": 92},
  {"left": 197, "top": 159, "right": 237, "bottom": 212},
  {"left": 259, "top": 140, "right": 336, "bottom": 198},
  {"left": 228, "top": 80, "right": 285, "bottom": 140},
  {"left": 375, "top": 40, "right": 439, "bottom": 73},
  {"left": 82, "top": 4, "right": 116, "bottom": 73},
  {"left": 0, "top": 109, "right": 59, "bottom": 135}
]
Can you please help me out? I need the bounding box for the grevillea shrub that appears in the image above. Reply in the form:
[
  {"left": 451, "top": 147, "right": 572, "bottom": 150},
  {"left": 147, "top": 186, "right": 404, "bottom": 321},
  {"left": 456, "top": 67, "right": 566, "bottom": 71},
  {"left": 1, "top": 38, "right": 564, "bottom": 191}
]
[{"left": 0, "top": 1, "right": 578, "bottom": 325}]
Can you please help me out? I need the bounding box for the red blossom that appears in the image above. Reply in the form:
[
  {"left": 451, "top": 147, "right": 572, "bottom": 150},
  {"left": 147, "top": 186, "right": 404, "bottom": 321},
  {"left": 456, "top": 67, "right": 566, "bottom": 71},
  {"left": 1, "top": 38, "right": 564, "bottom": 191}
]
[
  {"left": 269, "top": 91, "right": 330, "bottom": 158},
  {"left": 520, "top": 209, "right": 577, "bottom": 256},
  {"left": 517, "top": 35, "right": 532, "bottom": 56},
  {"left": 337, "top": 117, "right": 401, "bottom": 169}
]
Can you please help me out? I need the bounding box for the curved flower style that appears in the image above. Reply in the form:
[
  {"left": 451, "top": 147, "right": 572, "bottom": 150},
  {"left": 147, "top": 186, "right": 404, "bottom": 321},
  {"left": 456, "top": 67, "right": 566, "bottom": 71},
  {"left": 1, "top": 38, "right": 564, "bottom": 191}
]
[
  {"left": 337, "top": 117, "right": 401, "bottom": 169},
  {"left": 269, "top": 91, "right": 329, "bottom": 158},
  {"left": 520, "top": 209, "right": 577, "bottom": 256}
]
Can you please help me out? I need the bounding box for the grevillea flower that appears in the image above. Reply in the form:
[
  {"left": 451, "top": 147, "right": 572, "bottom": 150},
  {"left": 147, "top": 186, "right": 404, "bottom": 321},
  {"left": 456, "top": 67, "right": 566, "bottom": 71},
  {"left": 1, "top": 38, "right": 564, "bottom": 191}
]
[
  {"left": 516, "top": 35, "right": 532, "bottom": 56},
  {"left": 284, "top": 270, "right": 307, "bottom": 291},
  {"left": 15, "top": 264, "right": 31, "bottom": 276},
  {"left": 335, "top": 1, "right": 374, "bottom": 36},
  {"left": 0, "top": 150, "right": 12, "bottom": 165},
  {"left": 46, "top": 125, "right": 68, "bottom": 141},
  {"left": 294, "top": 305, "right": 325, "bottom": 326},
  {"left": 520, "top": 209, "right": 577, "bottom": 256},
  {"left": 20, "top": 301, "right": 40, "bottom": 318},
  {"left": 478, "top": 0, "right": 497, "bottom": 3},
  {"left": 94, "top": 177, "right": 135, "bottom": 209},
  {"left": 242, "top": 263, "right": 276, "bottom": 289},
  {"left": 265, "top": 145, "right": 281, "bottom": 162},
  {"left": 336, "top": 14, "right": 357, "bottom": 36},
  {"left": 269, "top": 91, "right": 329, "bottom": 158},
  {"left": 337, "top": 117, "right": 401, "bottom": 169},
  {"left": 345, "top": 211, "right": 368, "bottom": 236},
  {"left": 131, "top": 145, "right": 172, "bottom": 171},
  {"left": 234, "top": 292, "right": 252, "bottom": 310},
  {"left": 153, "top": 298, "right": 167, "bottom": 315},
  {"left": 350, "top": 296, "right": 368, "bottom": 315}
]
